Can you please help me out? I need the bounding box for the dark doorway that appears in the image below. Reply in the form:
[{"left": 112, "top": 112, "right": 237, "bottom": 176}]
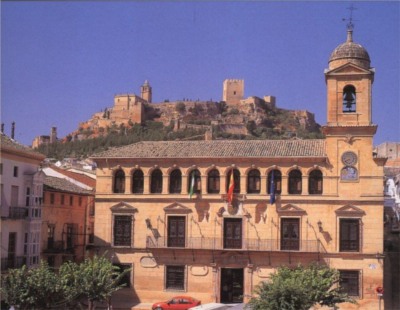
[{"left": 220, "top": 268, "right": 244, "bottom": 303}]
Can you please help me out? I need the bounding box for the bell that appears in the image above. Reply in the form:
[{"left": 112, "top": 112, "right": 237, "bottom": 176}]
[{"left": 343, "top": 91, "right": 355, "bottom": 102}]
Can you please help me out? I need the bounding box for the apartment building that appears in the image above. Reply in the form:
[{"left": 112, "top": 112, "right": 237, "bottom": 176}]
[
  {"left": 41, "top": 166, "right": 95, "bottom": 267},
  {"left": 1, "top": 133, "right": 45, "bottom": 272}
]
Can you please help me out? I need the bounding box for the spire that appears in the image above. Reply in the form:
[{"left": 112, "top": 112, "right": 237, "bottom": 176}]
[
  {"left": 346, "top": 28, "right": 353, "bottom": 43},
  {"left": 344, "top": 4, "right": 356, "bottom": 42}
]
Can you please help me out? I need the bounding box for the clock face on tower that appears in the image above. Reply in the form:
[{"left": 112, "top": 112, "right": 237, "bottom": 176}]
[{"left": 341, "top": 151, "right": 358, "bottom": 166}]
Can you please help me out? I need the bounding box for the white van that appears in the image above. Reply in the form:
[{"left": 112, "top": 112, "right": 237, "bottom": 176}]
[{"left": 189, "top": 303, "right": 230, "bottom": 310}]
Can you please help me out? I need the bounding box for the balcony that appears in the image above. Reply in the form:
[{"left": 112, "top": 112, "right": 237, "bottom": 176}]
[
  {"left": 43, "top": 240, "right": 74, "bottom": 254},
  {"left": 146, "top": 236, "right": 323, "bottom": 253},
  {"left": 7, "top": 207, "right": 28, "bottom": 219},
  {"left": 1, "top": 256, "right": 26, "bottom": 271}
]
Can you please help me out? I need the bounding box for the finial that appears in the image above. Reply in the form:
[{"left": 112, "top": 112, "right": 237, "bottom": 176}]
[{"left": 342, "top": 4, "right": 357, "bottom": 42}]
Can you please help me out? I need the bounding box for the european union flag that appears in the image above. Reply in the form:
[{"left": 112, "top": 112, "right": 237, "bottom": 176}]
[{"left": 270, "top": 170, "right": 276, "bottom": 204}]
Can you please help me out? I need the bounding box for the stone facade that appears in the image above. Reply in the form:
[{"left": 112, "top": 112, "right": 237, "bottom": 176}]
[{"left": 91, "top": 28, "right": 386, "bottom": 309}]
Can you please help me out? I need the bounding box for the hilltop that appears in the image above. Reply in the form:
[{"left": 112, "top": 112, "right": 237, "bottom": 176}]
[{"left": 35, "top": 80, "right": 323, "bottom": 159}]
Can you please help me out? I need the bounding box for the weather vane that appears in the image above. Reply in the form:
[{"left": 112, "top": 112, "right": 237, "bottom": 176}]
[{"left": 342, "top": 4, "right": 357, "bottom": 31}]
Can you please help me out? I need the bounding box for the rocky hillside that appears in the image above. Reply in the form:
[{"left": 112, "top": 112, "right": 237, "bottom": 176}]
[{"left": 68, "top": 97, "right": 322, "bottom": 142}]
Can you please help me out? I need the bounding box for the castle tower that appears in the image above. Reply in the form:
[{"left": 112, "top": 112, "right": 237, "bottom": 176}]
[
  {"left": 141, "top": 80, "right": 152, "bottom": 103},
  {"left": 223, "top": 79, "right": 244, "bottom": 105}
]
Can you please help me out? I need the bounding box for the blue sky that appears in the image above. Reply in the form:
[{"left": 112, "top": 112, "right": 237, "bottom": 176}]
[{"left": 1, "top": 1, "right": 399, "bottom": 146}]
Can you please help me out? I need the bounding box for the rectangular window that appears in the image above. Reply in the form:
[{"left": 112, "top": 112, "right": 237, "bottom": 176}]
[
  {"left": 50, "top": 193, "right": 55, "bottom": 204},
  {"left": 26, "top": 187, "right": 31, "bottom": 207},
  {"left": 0, "top": 163, "right": 3, "bottom": 175},
  {"left": 8, "top": 232, "right": 17, "bottom": 269},
  {"left": 24, "top": 233, "right": 28, "bottom": 255},
  {"left": 168, "top": 216, "right": 186, "bottom": 247},
  {"left": 339, "top": 270, "right": 360, "bottom": 297},
  {"left": 113, "top": 215, "right": 132, "bottom": 246},
  {"left": 79, "top": 196, "right": 82, "bottom": 206},
  {"left": 13, "top": 166, "right": 18, "bottom": 177},
  {"left": 61, "top": 195, "right": 65, "bottom": 205},
  {"left": 224, "top": 218, "right": 242, "bottom": 249},
  {"left": 340, "top": 219, "right": 360, "bottom": 252},
  {"left": 281, "top": 218, "right": 300, "bottom": 251},
  {"left": 47, "top": 225, "right": 55, "bottom": 249},
  {"left": 165, "top": 265, "right": 185, "bottom": 291},
  {"left": 69, "top": 196, "right": 73, "bottom": 206},
  {"left": 66, "top": 224, "right": 73, "bottom": 249},
  {"left": 11, "top": 186, "right": 19, "bottom": 206}
]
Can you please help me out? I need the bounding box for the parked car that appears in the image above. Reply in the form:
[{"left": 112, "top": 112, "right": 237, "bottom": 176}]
[
  {"left": 189, "top": 303, "right": 230, "bottom": 309},
  {"left": 152, "top": 296, "right": 201, "bottom": 310}
]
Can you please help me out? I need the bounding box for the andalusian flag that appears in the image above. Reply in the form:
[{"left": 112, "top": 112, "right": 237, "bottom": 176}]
[
  {"left": 189, "top": 172, "right": 195, "bottom": 199},
  {"left": 227, "top": 170, "right": 235, "bottom": 204}
]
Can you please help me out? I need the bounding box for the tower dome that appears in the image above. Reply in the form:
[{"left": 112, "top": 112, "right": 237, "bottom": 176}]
[{"left": 328, "top": 28, "right": 370, "bottom": 70}]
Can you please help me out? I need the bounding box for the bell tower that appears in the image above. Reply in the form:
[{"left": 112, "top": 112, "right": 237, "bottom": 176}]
[
  {"left": 322, "top": 19, "right": 378, "bottom": 175},
  {"left": 325, "top": 26, "right": 375, "bottom": 128}
]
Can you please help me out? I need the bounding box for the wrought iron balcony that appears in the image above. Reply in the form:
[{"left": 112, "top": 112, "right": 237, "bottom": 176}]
[
  {"left": 7, "top": 207, "right": 28, "bottom": 219},
  {"left": 1, "top": 256, "right": 26, "bottom": 271},
  {"left": 43, "top": 240, "right": 74, "bottom": 254},
  {"left": 146, "top": 236, "right": 323, "bottom": 253}
]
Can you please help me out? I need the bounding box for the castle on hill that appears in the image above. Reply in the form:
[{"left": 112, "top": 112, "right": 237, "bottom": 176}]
[{"left": 32, "top": 79, "right": 320, "bottom": 146}]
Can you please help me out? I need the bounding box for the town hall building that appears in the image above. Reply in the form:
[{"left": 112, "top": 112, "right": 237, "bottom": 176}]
[{"left": 91, "top": 26, "right": 386, "bottom": 309}]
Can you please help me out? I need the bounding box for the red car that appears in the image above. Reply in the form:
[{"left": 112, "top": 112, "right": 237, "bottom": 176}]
[{"left": 152, "top": 296, "right": 201, "bottom": 310}]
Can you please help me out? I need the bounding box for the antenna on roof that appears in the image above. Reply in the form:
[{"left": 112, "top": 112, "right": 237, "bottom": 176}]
[{"left": 342, "top": 3, "right": 357, "bottom": 31}]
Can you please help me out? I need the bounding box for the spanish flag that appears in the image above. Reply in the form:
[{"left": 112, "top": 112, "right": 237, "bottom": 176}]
[{"left": 227, "top": 170, "right": 235, "bottom": 204}]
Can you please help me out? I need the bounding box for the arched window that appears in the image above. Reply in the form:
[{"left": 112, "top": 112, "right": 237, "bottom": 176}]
[
  {"left": 132, "top": 170, "right": 144, "bottom": 194},
  {"left": 207, "top": 169, "right": 220, "bottom": 194},
  {"left": 247, "top": 169, "right": 261, "bottom": 194},
  {"left": 343, "top": 85, "right": 356, "bottom": 113},
  {"left": 308, "top": 170, "right": 323, "bottom": 194},
  {"left": 288, "top": 169, "right": 302, "bottom": 194},
  {"left": 267, "top": 170, "right": 282, "bottom": 194},
  {"left": 113, "top": 169, "right": 125, "bottom": 193},
  {"left": 226, "top": 169, "right": 240, "bottom": 193},
  {"left": 150, "top": 169, "right": 163, "bottom": 193},
  {"left": 188, "top": 169, "right": 201, "bottom": 194},
  {"left": 169, "top": 169, "right": 182, "bottom": 193}
]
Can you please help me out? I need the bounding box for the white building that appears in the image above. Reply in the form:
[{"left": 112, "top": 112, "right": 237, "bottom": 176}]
[{"left": 1, "top": 133, "right": 45, "bottom": 271}]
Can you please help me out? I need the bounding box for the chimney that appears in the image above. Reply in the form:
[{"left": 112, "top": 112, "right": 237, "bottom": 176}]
[{"left": 11, "top": 122, "right": 15, "bottom": 139}]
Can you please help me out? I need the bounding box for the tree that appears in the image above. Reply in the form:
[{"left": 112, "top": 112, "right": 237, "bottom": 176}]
[
  {"left": 59, "top": 254, "right": 130, "bottom": 310},
  {"left": 176, "top": 101, "right": 186, "bottom": 113},
  {"left": 248, "top": 264, "right": 355, "bottom": 310},
  {"left": 1, "top": 265, "right": 29, "bottom": 309},
  {"left": 1, "top": 261, "right": 64, "bottom": 309}
]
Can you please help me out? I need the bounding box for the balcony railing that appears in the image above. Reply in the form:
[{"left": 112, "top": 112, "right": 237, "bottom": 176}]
[
  {"left": 43, "top": 240, "right": 74, "bottom": 254},
  {"left": 146, "top": 236, "right": 323, "bottom": 253},
  {"left": 7, "top": 207, "right": 28, "bottom": 219},
  {"left": 1, "top": 256, "right": 26, "bottom": 271}
]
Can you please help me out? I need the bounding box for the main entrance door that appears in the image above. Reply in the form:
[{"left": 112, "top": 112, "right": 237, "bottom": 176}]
[{"left": 220, "top": 268, "right": 244, "bottom": 303}]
